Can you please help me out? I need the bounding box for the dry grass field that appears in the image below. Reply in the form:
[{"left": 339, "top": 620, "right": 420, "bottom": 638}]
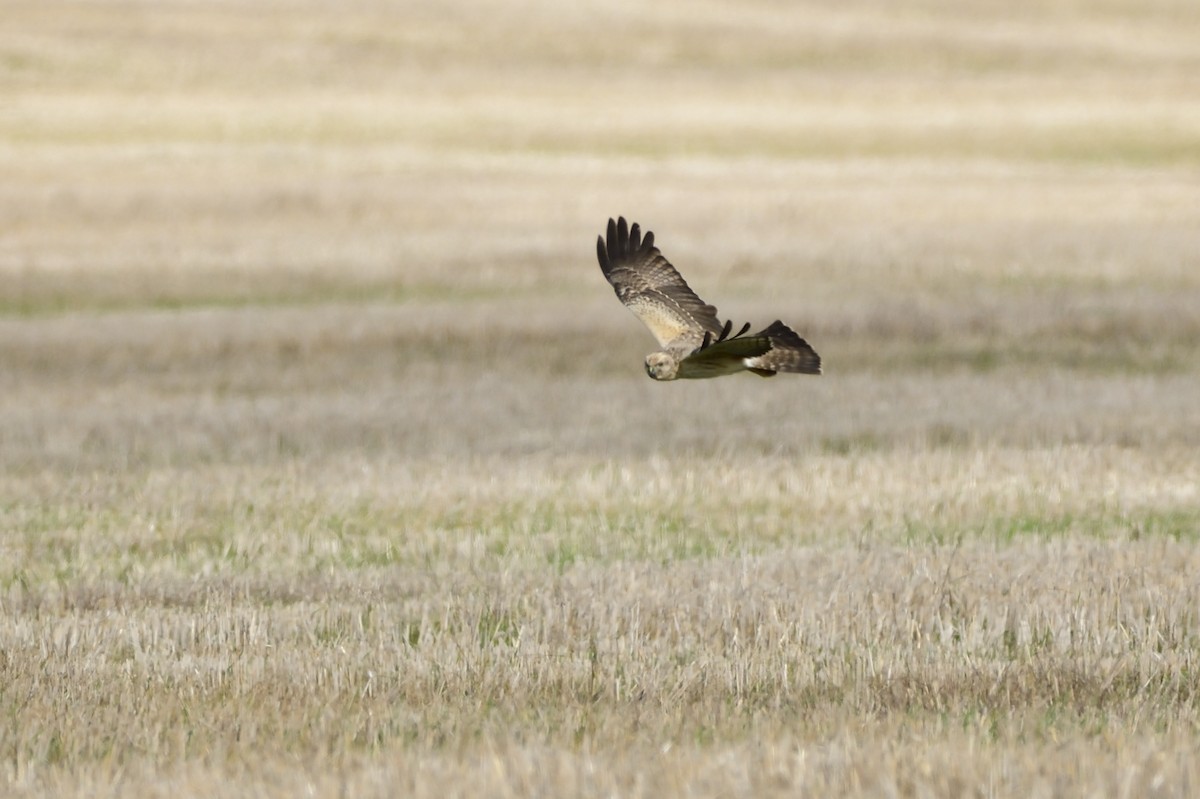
[{"left": 3, "top": 0, "right": 1200, "bottom": 796}]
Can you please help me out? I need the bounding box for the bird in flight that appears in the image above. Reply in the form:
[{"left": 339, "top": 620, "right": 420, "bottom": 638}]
[{"left": 596, "top": 216, "right": 821, "bottom": 381}]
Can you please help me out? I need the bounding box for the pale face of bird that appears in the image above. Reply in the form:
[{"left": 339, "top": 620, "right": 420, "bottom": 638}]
[{"left": 644, "top": 352, "right": 679, "bottom": 381}]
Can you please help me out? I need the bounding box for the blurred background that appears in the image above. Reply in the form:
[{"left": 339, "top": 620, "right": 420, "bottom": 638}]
[{"left": 3, "top": 0, "right": 1200, "bottom": 466}]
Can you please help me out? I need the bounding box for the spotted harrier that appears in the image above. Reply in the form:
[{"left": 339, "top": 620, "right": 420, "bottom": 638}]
[{"left": 596, "top": 216, "right": 821, "bottom": 380}]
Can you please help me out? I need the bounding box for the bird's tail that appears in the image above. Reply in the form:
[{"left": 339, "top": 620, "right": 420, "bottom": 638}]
[{"left": 745, "top": 320, "right": 821, "bottom": 376}]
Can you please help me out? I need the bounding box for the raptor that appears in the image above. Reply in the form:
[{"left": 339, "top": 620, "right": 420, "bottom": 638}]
[{"left": 596, "top": 216, "right": 821, "bottom": 381}]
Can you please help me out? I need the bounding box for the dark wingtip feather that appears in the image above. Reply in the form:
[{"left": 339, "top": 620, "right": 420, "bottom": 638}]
[
  {"left": 597, "top": 235, "right": 609, "bottom": 273},
  {"left": 602, "top": 217, "right": 658, "bottom": 260}
]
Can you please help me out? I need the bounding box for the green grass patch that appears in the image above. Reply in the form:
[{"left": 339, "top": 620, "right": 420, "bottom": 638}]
[{"left": 904, "top": 508, "right": 1200, "bottom": 545}]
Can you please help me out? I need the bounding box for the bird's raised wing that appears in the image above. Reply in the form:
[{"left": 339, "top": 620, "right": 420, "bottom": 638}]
[{"left": 596, "top": 217, "right": 724, "bottom": 349}]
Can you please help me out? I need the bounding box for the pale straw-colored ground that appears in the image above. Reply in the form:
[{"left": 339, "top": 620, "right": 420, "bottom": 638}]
[{"left": 2, "top": 1, "right": 1199, "bottom": 796}]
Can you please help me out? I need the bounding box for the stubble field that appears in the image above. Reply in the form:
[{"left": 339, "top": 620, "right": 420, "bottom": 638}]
[{"left": 3, "top": 0, "right": 1200, "bottom": 796}]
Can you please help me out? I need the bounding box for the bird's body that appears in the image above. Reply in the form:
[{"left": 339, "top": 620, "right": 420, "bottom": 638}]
[{"left": 595, "top": 217, "right": 821, "bottom": 381}]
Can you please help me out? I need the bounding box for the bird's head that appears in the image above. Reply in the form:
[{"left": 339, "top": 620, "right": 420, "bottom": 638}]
[{"left": 644, "top": 352, "right": 679, "bottom": 381}]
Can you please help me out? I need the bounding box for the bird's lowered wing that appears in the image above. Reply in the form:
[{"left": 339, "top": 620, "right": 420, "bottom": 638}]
[
  {"left": 676, "top": 331, "right": 774, "bottom": 375},
  {"left": 680, "top": 320, "right": 822, "bottom": 378}
]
